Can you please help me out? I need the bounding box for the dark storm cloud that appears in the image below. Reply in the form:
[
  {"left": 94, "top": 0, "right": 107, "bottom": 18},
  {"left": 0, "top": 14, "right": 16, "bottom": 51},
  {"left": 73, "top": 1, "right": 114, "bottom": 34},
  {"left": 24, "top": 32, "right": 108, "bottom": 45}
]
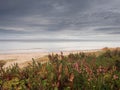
[
  {"left": 0, "top": 0, "right": 120, "bottom": 39},
  {"left": 0, "top": 0, "right": 90, "bottom": 17}
]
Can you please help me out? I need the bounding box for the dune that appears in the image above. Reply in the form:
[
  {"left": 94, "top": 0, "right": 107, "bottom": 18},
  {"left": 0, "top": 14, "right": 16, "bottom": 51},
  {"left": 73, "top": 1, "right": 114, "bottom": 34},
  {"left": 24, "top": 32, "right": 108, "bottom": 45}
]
[{"left": 0, "top": 49, "right": 105, "bottom": 68}]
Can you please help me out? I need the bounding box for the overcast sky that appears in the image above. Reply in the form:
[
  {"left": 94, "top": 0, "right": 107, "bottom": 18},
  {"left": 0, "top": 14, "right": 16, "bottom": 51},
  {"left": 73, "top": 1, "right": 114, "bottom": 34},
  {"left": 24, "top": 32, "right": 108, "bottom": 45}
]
[{"left": 0, "top": 0, "right": 120, "bottom": 41}]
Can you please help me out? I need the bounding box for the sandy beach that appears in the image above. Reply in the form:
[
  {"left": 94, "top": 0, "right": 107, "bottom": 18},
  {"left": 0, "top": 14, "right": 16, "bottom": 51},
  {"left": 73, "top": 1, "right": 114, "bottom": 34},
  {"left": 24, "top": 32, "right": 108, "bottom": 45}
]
[{"left": 0, "top": 49, "right": 102, "bottom": 68}]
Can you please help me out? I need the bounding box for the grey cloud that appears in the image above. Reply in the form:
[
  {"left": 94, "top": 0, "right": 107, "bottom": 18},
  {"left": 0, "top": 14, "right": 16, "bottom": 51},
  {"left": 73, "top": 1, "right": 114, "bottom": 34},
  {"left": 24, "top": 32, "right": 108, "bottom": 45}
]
[
  {"left": 0, "top": 0, "right": 120, "bottom": 40},
  {"left": 0, "top": 28, "right": 27, "bottom": 34},
  {"left": 95, "top": 27, "right": 120, "bottom": 31},
  {"left": 0, "top": 0, "right": 90, "bottom": 17},
  {"left": 109, "top": 32, "right": 120, "bottom": 35},
  {"left": 0, "top": 0, "right": 92, "bottom": 32},
  {"left": 94, "top": 26, "right": 120, "bottom": 35}
]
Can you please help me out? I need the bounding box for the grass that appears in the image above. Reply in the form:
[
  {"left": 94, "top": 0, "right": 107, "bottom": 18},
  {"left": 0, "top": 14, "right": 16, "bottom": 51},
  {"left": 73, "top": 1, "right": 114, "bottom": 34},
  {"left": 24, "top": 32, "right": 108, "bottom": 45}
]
[
  {"left": 0, "top": 60, "right": 6, "bottom": 68},
  {"left": 0, "top": 48, "right": 120, "bottom": 90}
]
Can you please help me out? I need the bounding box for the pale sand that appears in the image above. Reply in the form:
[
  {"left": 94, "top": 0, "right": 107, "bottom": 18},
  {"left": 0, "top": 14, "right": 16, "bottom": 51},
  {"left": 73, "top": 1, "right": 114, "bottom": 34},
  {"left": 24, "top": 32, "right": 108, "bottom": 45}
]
[{"left": 0, "top": 49, "right": 101, "bottom": 68}]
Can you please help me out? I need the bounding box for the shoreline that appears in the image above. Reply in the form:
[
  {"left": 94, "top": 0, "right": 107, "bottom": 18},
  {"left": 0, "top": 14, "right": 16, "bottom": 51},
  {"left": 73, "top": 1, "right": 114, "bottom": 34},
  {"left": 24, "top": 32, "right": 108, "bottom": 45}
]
[
  {"left": 0, "top": 48, "right": 102, "bottom": 61},
  {"left": 0, "top": 47, "right": 119, "bottom": 68},
  {"left": 0, "top": 48, "right": 101, "bottom": 55}
]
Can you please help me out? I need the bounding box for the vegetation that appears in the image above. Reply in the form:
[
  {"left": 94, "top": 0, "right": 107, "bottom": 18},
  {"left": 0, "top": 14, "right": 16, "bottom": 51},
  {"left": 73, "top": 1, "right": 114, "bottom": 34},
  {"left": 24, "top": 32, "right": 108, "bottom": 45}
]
[{"left": 0, "top": 48, "right": 120, "bottom": 90}]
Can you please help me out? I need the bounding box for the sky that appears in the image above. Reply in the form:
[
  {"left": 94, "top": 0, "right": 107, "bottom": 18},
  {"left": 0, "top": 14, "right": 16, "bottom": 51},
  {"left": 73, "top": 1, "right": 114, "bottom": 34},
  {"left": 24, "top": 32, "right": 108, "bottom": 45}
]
[{"left": 0, "top": 0, "right": 120, "bottom": 41}]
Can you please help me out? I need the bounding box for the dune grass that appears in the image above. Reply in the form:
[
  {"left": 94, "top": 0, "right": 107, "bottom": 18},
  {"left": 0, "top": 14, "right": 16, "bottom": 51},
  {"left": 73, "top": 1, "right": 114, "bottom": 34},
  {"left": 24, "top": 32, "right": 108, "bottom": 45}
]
[{"left": 0, "top": 48, "right": 120, "bottom": 90}]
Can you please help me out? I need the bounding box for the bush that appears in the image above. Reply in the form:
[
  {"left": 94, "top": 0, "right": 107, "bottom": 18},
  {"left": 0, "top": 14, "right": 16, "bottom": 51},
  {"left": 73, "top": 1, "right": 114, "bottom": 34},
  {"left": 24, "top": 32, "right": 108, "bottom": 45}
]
[{"left": 0, "top": 48, "right": 120, "bottom": 90}]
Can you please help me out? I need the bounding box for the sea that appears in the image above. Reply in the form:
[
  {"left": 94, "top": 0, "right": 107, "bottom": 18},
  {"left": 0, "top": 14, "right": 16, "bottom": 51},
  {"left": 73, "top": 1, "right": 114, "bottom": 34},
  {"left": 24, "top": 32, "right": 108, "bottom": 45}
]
[{"left": 0, "top": 40, "right": 120, "bottom": 54}]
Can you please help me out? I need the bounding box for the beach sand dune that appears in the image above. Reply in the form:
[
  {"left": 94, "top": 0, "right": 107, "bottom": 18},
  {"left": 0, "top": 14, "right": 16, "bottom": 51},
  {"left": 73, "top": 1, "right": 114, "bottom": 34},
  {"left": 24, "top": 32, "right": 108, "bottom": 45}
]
[
  {"left": 0, "top": 52, "right": 48, "bottom": 68},
  {"left": 0, "top": 49, "right": 102, "bottom": 68}
]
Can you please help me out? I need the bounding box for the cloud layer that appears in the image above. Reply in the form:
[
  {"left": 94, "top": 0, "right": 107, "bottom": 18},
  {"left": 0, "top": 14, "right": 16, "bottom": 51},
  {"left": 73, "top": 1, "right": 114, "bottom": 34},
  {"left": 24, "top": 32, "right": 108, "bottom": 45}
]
[{"left": 0, "top": 0, "right": 120, "bottom": 40}]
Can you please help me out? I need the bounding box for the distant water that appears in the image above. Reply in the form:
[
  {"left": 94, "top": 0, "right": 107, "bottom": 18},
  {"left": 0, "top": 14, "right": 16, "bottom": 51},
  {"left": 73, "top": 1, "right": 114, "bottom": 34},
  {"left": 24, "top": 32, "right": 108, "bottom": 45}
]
[{"left": 0, "top": 40, "right": 120, "bottom": 54}]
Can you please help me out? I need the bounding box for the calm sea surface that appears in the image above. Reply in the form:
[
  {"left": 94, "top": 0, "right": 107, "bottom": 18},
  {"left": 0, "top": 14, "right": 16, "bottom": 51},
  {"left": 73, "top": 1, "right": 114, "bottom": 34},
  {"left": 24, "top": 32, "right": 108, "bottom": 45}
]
[{"left": 0, "top": 40, "right": 120, "bottom": 54}]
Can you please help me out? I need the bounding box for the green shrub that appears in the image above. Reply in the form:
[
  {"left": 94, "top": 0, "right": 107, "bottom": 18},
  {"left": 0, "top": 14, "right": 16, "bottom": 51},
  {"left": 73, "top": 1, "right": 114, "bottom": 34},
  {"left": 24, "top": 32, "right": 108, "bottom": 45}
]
[{"left": 0, "top": 48, "right": 120, "bottom": 90}]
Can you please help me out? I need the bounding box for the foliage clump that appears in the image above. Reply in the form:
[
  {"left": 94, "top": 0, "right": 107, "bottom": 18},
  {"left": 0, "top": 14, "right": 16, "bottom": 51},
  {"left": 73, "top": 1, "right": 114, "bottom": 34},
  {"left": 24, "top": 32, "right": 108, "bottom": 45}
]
[{"left": 0, "top": 48, "right": 120, "bottom": 90}]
